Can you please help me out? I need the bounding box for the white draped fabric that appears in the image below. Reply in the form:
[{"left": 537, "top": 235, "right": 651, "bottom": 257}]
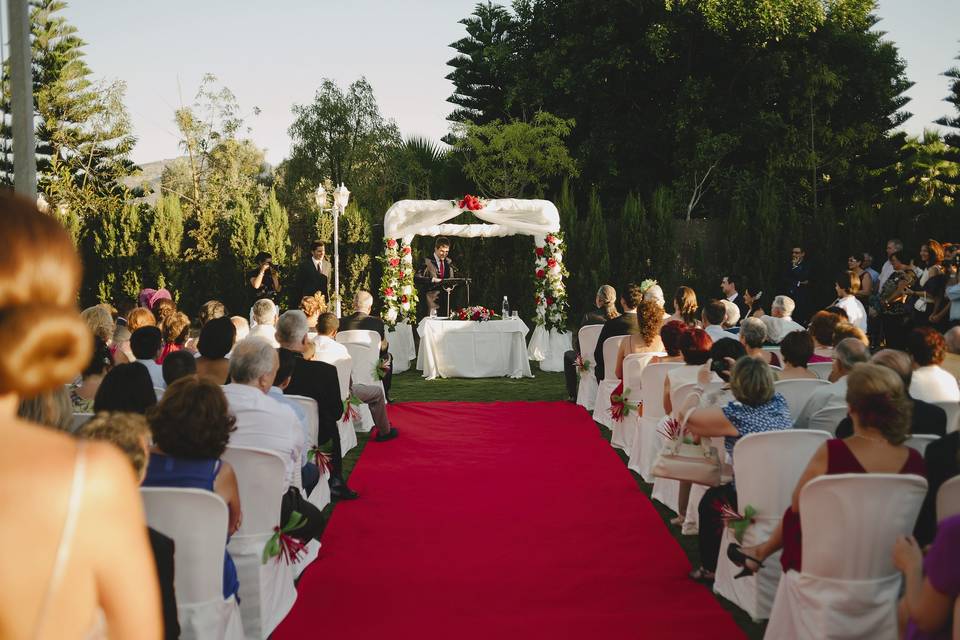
[
  {"left": 386, "top": 322, "right": 416, "bottom": 373},
  {"left": 384, "top": 198, "right": 560, "bottom": 243},
  {"left": 417, "top": 317, "right": 533, "bottom": 380},
  {"left": 526, "top": 325, "right": 571, "bottom": 372}
]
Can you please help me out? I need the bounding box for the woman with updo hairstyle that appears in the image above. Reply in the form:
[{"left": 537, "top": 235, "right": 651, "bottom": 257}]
[
  {"left": 670, "top": 286, "right": 699, "bottom": 327},
  {"left": 614, "top": 300, "right": 666, "bottom": 378},
  {"left": 0, "top": 194, "right": 161, "bottom": 637},
  {"left": 126, "top": 306, "right": 157, "bottom": 333},
  {"left": 738, "top": 363, "right": 925, "bottom": 579},
  {"left": 300, "top": 293, "right": 327, "bottom": 331},
  {"left": 657, "top": 320, "right": 687, "bottom": 364},
  {"left": 152, "top": 297, "right": 176, "bottom": 329},
  {"left": 807, "top": 310, "right": 842, "bottom": 362},
  {"left": 80, "top": 304, "right": 115, "bottom": 345},
  {"left": 196, "top": 316, "right": 236, "bottom": 385},
  {"left": 143, "top": 376, "right": 241, "bottom": 599},
  {"left": 158, "top": 311, "right": 190, "bottom": 364}
]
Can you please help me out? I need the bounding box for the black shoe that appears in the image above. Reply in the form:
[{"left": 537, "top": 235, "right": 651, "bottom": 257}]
[
  {"left": 375, "top": 427, "right": 399, "bottom": 442},
  {"left": 330, "top": 483, "right": 359, "bottom": 500},
  {"left": 726, "top": 543, "right": 763, "bottom": 579}
]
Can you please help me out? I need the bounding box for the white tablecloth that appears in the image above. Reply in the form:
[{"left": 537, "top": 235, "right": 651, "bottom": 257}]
[
  {"left": 416, "top": 317, "right": 533, "bottom": 380},
  {"left": 387, "top": 322, "right": 416, "bottom": 373}
]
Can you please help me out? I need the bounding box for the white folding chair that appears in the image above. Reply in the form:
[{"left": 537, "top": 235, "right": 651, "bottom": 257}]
[
  {"left": 592, "top": 336, "right": 627, "bottom": 428},
  {"left": 341, "top": 342, "right": 382, "bottom": 433},
  {"left": 937, "top": 475, "right": 960, "bottom": 522},
  {"left": 774, "top": 378, "right": 830, "bottom": 421},
  {"left": 221, "top": 446, "right": 304, "bottom": 639},
  {"left": 140, "top": 488, "right": 245, "bottom": 640},
  {"left": 574, "top": 325, "right": 603, "bottom": 410},
  {"left": 336, "top": 329, "right": 380, "bottom": 350},
  {"left": 932, "top": 400, "right": 960, "bottom": 434},
  {"left": 283, "top": 395, "right": 330, "bottom": 512},
  {"left": 610, "top": 353, "right": 665, "bottom": 452},
  {"left": 713, "top": 430, "right": 831, "bottom": 621},
  {"left": 806, "top": 405, "right": 848, "bottom": 436},
  {"left": 905, "top": 434, "right": 939, "bottom": 457},
  {"left": 807, "top": 362, "right": 834, "bottom": 381},
  {"left": 69, "top": 412, "right": 94, "bottom": 433},
  {"left": 627, "top": 362, "right": 685, "bottom": 480},
  {"left": 765, "top": 474, "right": 927, "bottom": 640}
]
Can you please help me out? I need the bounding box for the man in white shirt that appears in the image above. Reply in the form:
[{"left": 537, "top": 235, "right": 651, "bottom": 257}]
[
  {"left": 877, "top": 238, "right": 903, "bottom": 291},
  {"left": 222, "top": 336, "right": 323, "bottom": 541},
  {"left": 131, "top": 326, "right": 166, "bottom": 390},
  {"left": 906, "top": 327, "right": 960, "bottom": 403},
  {"left": 248, "top": 299, "right": 279, "bottom": 346},
  {"left": 312, "top": 312, "right": 397, "bottom": 441},
  {"left": 832, "top": 271, "right": 867, "bottom": 332},
  {"left": 759, "top": 295, "right": 804, "bottom": 344},
  {"left": 702, "top": 300, "right": 738, "bottom": 343},
  {"left": 793, "top": 338, "right": 869, "bottom": 429}
]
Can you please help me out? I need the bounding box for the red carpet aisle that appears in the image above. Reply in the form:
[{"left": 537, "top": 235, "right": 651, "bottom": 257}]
[{"left": 274, "top": 402, "right": 745, "bottom": 639}]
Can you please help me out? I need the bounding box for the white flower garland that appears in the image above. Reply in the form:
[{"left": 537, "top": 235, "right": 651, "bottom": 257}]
[
  {"left": 533, "top": 232, "right": 569, "bottom": 332},
  {"left": 379, "top": 238, "right": 418, "bottom": 327}
]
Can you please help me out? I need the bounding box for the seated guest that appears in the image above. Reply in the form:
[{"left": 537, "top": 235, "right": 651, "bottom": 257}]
[
  {"left": 276, "top": 311, "right": 355, "bottom": 500},
  {"left": 758, "top": 295, "right": 804, "bottom": 344},
  {"left": 743, "top": 285, "right": 765, "bottom": 319},
  {"left": 739, "top": 318, "right": 780, "bottom": 366},
  {"left": 131, "top": 326, "right": 166, "bottom": 390},
  {"left": 126, "top": 306, "right": 157, "bottom": 333},
  {"left": 832, "top": 321, "right": 869, "bottom": 348},
  {"left": 153, "top": 298, "right": 176, "bottom": 329},
  {"left": 917, "top": 428, "right": 960, "bottom": 547},
  {"left": 792, "top": 338, "right": 870, "bottom": 429},
  {"left": 894, "top": 514, "right": 960, "bottom": 639},
  {"left": 230, "top": 316, "right": 249, "bottom": 343},
  {"left": 111, "top": 322, "right": 133, "bottom": 364},
  {"left": 681, "top": 357, "right": 793, "bottom": 581},
  {"left": 643, "top": 284, "right": 671, "bottom": 321},
  {"left": 313, "top": 312, "right": 398, "bottom": 442},
  {"left": 70, "top": 336, "right": 113, "bottom": 412},
  {"left": 248, "top": 299, "right": 279, "bottom": 346},
  {"left": 138, "top": 287, "right": 172, "bottom": 312},
  {"left": 563, "top": 285, "right": 619, "bottom": 400},
  {"left": 669, "top": 286, "right": 699, "bottom": 327},
  {"left": 299, "top": 294, "right": 327, "bottom": 332},
  {"left": 777, "top": 331, "right": 818, "bottom": 381},
  {"left": 80, "top": 304, "right": 115, "bottom": 347},
  {"left": 656, "top": 320, "right": 687, "bottom": 364},
  {"left": 340, "top": 290, "right": 393, "bottom": 399},
  {"left": 663, "top": 328, "right": 714, "bottom": 415},
  {"left": 196, "top": 317, "right": 236, "bottom": 385},
  {"left": 614, "top": 299, "right": 666, "bottom": 379},
  {"left": 143, "top": 377, "right": 241, "bottom": 599},
  {"left": 807, "top": 310, "right": 843, "bottom": 362},
  {"left": 269, "top": 348, "right": 321, "bottom": 495},
  {"left": 832, "top": 271, "right": 867, "bottom": 332},
  {"left": 162, "top": 350, "right": 197, "bottom": 386},
  {"left": 222, "top": 337, "right": 324, "bottom": 541},
  {"left": 702, "top": 300, "right": 736, "bottom": 343},
  {"left": 739, "top": 364, "right": 924, "bottom": 577},
  {"left": 907, "top": 327, "right": 960, "bottom": 403},
  {"left": 185, "top": 300, "right": 228, "bottom": 352},
  {"left": 78, "top": 413, "right": 180, "bottom": 640},
  {"left": 18, "top": 387, "right": 73, "bottom": 431},
  {"left": 594, "top": 283, "right": 643, "bottom": 382},
  {"left": 94, "top": 362, "right": 158, "bottom": 415},
  {"left": 158, "top": 311, "right": 190, "bottom": 364}
]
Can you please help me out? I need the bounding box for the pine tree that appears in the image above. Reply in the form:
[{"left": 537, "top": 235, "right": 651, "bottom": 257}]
[
  {"left": 256, "top": 190, "right": 290, "bottom": 266},
  {"left": 937, "top": 51, "right": 960, "bottom": 183}
]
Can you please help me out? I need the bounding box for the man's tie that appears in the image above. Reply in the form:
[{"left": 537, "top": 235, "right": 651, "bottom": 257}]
[
  {"left": 316, "top": 261, "right": 321, "bottom": 273},
  {"left": 438, "top": 259, "right": 444, "bottom": 279}
]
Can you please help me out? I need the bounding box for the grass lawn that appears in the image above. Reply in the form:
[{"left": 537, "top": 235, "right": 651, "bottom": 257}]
[{"left": 322, "top": 364, "right": 765, "bottom": 639}]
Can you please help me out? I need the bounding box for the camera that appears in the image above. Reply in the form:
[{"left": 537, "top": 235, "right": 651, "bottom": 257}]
[{"left": 710, "top": 358, "right": 731, "bottom": 375}]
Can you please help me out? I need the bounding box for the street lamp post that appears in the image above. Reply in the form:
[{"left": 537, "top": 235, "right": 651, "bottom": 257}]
[{"left": 315, "top": 182, "right": 351, "bottom": 317}]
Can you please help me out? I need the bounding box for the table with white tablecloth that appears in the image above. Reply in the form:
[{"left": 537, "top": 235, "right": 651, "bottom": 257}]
[{"left": 416, "top": 317, "right": 533, "bottom": 380}]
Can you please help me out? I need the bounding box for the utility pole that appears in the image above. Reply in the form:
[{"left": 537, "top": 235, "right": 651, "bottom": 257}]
[{"left": 8, "top": 0, "right": 36, "bottom": 198}]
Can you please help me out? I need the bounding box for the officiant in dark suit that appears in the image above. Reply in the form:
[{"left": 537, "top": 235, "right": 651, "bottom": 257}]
[
  {"left": 340, "top": 290, "right": 393, "bottom": 399},
  {"left": 414, "top": 236, "right": 455, "bottom": 318},
  {"left": 295, "top": 240, "right": 330, "bottom": 303}
]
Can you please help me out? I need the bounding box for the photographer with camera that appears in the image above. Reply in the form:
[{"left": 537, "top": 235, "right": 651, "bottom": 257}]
[{"left": 249, "top": 251, "right": 281, "bottom": 303}]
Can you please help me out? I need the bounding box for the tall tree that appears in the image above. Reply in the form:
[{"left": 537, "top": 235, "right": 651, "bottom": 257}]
[
  {"left": 937, "top": 50, "right": 960, "bottom": 180},
  {"left": 256, "top": 190, "right": 291, "bottom": 266},
  {"left": 147, "top": 194, "right": 185, "bottom": 289}
]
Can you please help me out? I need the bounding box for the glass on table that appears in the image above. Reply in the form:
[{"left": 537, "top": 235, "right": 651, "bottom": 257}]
[
  {"left": 430, "top": 309, "right": 437, "bottom": 318},
  {"left": 511, "top": 311, "right": 519, "bottom": 318}
]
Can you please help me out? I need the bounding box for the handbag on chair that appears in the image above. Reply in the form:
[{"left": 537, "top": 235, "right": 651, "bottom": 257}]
[{"left": 651, "top": 407, "right": 724, "bottom": 487}]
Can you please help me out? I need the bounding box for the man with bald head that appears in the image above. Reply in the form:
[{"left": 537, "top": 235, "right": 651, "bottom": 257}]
[
  {"left": 339, "top": 290, "right": 393, "bottom": 398},
  {"left": 792, "top": 337, "right": 870, "bottom": 430}
]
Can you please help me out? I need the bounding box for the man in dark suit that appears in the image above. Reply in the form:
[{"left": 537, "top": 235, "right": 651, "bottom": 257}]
[
  {"left": 721, "top": 274, "right": 750, "bottom": 324},
  {"left": 295, "top": 240, "right": 330, "bottom": 304},
  {"left": 276, "top": 310, "right": 357, "bottom": 500},
  {"left": 414, "top": 236, "right": 455, "bottom": 318},
  {"left": 594, "top": 283, "right": 643, "bottom": 382},
  {"left": 563, "top": 285, "right": 619, "bottom": 400},
  {"left": 340, "top": 290, "right": 393, "bottom": 398}
]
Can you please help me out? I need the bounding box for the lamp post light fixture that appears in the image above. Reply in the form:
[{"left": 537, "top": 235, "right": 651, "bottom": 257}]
[{"left": 315, "top": 182, "right": 350, "bottom": 317}]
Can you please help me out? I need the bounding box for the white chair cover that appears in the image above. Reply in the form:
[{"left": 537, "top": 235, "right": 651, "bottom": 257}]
[
  {"left": 937, "top": 475, "right": 960, "bottom": 522},
  {"left": 932, "top": 400, "right": 960, "bottom": 433},
  {"left": 905, "top": 434, "right": 939, "bottom": 456},
  {"left": 320, "top": 355, "right": 362, "bottom": 449},
  {"left": 592, "top": 335, "right": 627, "bottom": 428},
  {"left": 805, "top": 405, "right": 848, "bottom": 435},
  {"left": 220, "top": 447, "right": 299, "bottom": 639},
  {"left": 282, "top": 395, "right": 331, "bottom": 513},
  {"left": 574, "top": 325, "right": 603, "bottom": 410},
  {"left": 140, "top": 488, "right": 245, "bottom": 640},
  {"left": 713, "top": 430, "right": 831, "bottom": 621},
  {"left": 336, "top": 329, "right": 380, "bottom": 350},
  {"left": 386, "top": 321, "right": 416, "bottom": 373},
  {"left": 807, "top": 362, "right": 834, "bottom": 381},
  {"left": 627, "top": 362, "right": 685, "bottom": 480},
  {"left": 610, "top": 353, "right": 664, "bottom": 452},
  {"left": 341, "top": 342, "right": 381, "bottom": 434},
  {"left": 774, "top": 379, "right": 830, "bottom": 420},
  {"left": 765, "top": 474, "right": 927, "bottom": 640},
  {"left": 69, "top": 412, "right": 93, "bottom": 433}
]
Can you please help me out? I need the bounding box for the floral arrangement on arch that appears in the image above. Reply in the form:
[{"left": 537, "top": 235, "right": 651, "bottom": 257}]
[
  {"left": 533, "top": 232, "right": 569, "bottom": 332},
  {"left": 452, "top": 306, "right": 498, "bottom": 322},
  {"left": 379, "top": 237, "right": 418, "bottom": 327}
]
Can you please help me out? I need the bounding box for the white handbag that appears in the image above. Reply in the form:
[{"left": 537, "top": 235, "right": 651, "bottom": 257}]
[{"left": 651, "top": 407, "right": 724, "bottom": 487}]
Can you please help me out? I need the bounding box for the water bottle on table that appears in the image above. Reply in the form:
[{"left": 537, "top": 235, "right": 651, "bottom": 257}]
[{"left": 502, "top": 296, "right": 510, "bottom": 318}]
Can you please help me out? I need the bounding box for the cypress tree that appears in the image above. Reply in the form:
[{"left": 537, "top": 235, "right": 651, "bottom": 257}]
[
  {"left": 617, "top": 192, "right": 647, "bottom": 284},
  {"left": 584, "top": 189, "right": 610, "bottom": 296},
  {"left": 229, "top": 197, "right": 257, "bottom": 268},
  {"left": 147, "top": 194, "right": 185, "bottom": 289},
  {"left": 86, "top": 202, "right": 143, "bottom": 303},
  {"left": 256, "top": 190, "right": 291, "bottom": 266}
]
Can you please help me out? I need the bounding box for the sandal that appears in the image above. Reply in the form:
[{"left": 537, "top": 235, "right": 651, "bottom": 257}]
[
  {"left": 669, "top": 515, "right": 685, "bottom": 526},
  {"left": 726, "top": 543, "right": 764, "bottom": 579},
  {"left": 688, "top": 567, "right": 715, "bottom": 582}
]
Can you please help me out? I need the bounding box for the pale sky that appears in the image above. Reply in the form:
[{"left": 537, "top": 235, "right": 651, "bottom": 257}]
[{"left": 17, "top": 0, "right": 960, "bottom": 165}]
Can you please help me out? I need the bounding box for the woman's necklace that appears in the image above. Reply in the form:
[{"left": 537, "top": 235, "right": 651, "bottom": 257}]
[{"left": 852, "top": 433, "right": 888, "bottom": 445}]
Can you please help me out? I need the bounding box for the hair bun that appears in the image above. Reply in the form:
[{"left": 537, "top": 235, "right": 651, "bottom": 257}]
[{"left": 0, "top": 304, "right": 92, "bottom": 396}]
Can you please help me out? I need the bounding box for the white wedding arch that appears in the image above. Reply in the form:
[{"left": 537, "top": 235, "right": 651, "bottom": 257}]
[{"left": 380, "top": 198, "right": 571, "bottom": 371}]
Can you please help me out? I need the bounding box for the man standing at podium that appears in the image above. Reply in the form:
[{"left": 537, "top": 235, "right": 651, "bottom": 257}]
[{"left": 414, "top": 236, "right": 455, "bottom": 318}]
